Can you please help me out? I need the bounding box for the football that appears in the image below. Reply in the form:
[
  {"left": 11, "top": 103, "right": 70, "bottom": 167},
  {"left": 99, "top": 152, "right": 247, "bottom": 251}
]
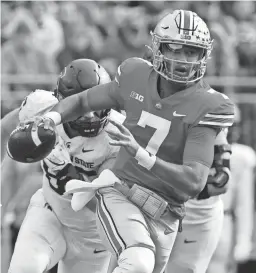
[{"left": 7, "top": 122, "right": 56, "bottom": 163}]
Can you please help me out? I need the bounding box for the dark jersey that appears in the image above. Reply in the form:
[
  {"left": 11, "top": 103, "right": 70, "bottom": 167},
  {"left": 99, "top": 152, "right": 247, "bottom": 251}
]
[{"left": 104, "top": 58, "right": 234, "bottom": 213}]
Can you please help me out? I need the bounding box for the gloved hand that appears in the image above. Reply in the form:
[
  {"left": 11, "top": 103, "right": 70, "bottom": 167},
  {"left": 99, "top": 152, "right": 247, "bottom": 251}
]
[{"left": 20, "top": 116, "right": 56, "bottom": 132}]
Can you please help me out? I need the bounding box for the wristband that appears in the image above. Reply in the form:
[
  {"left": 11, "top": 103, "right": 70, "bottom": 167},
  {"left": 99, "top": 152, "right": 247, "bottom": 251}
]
[
  {"left": 135, "top": 147, "right": 156, "bottom": 170},
  {"left": 44, "top": 111, "right": 61, "bottom": 125}
]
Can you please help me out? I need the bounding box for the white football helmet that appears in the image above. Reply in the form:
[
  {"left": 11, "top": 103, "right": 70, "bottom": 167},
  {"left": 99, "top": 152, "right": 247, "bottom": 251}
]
[{"left": 151, "top": 10, "right": 213, "bottom": 83}]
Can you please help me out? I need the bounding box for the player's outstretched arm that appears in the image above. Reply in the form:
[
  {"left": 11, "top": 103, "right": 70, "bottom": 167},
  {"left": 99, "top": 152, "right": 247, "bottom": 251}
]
[
  {"left": 45, "top": 81, "right": 122, "bottom": 126},
  {"left": 1, "top": 108, "right": 19, "bottom": 161}
]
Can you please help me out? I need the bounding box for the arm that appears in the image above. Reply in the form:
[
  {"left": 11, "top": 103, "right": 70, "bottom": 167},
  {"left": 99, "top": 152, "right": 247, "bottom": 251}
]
[
  {"left": 46, "top": 81, "right": 123, "bottom": 125},
  {"left": 197, "top": 130, "right": 231, "bottom": 199},
  {"left": 106, "top": 119, "right": 217, "bottom": 198},
  {"left": 150, "top": 126, "right": 217, "bottom": 197},
  {"left": 1, "top": 108, "right": 20, "bottom": 161}
]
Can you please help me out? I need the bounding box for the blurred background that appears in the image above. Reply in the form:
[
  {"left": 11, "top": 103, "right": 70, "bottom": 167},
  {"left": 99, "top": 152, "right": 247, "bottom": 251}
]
[{"left": 1, "top": 1, "right": 256, "bottom": 273}]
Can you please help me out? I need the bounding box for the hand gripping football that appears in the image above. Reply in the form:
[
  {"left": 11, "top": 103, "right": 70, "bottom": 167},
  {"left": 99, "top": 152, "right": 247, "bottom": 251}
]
[{"left": 7, "top": 122, "right": 56, "bottom": 163}]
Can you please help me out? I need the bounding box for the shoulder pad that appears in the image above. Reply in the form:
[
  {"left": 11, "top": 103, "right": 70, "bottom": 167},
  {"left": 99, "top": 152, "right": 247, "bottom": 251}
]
[
  {"left": 115, "top": 57, "right": 152, "bottom": 86},
  {"left": 19, "top": 89, "right": 58, "bottom": 122},
  {"left": 196, "top": 88, "right": 235, "bottom": 129}
]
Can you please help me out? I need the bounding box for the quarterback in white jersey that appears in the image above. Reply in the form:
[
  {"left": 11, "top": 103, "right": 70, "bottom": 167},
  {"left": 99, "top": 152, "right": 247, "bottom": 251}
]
[
  {"left": 5, "top": 59, "right": 120, "bottom": 273},
  {"left": 167, "top": 130, "right": 231, "bottom": 273}
]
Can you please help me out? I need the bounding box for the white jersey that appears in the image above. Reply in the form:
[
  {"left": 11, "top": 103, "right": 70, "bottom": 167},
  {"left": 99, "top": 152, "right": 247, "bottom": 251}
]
[
  {"left": 223, "top": 143, "right": 256, "bottom": 259},
  {"left": 19, "top": 89, "right": 120, "bottom": 230},
  {"left": 222, "top": 143, "right": 256, "bottom": 213}
]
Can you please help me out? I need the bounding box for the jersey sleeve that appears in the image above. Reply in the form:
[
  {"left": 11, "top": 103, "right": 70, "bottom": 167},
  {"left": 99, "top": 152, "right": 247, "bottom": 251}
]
[
  {"left": 115, "top": 58, "right": 140, "bottom": 87},
  {"left": 110, "top": 58, "right": 135, "bottom": 108},
  {"left": 197, "top": 92, "right": 235, "bottom": 130},
  {"left": 113, "top": 57, "right": 152, "bottom": 104},
  {"left": 19, "top": 89, "right": 58, "bottom": 122},
  {"left": 183, "top": 126, "right": 217, "bottom": 167}
]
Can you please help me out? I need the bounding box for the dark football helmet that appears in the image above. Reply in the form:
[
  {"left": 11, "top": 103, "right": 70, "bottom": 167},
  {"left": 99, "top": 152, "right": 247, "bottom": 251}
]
[{"left": 54, "top": 59, "right": 111, "bottom": 137}]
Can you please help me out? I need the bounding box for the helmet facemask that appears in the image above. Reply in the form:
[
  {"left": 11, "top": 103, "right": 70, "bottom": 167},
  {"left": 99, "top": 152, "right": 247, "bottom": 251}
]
[
  {"left": 54, "top": 88, "right": 110, "bottom": 138},
  {"left": 69, "top": 110, "right": 110, "bottom": 138}
]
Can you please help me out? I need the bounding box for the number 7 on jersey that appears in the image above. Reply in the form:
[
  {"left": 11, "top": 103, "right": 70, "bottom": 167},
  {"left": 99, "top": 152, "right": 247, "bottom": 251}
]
[{"left": 137, "top": 110, "right": 171, "bottom": 155}]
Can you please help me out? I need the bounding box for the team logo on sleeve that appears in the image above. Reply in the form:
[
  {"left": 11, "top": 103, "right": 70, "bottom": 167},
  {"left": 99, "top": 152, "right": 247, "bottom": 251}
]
[{"left": 130, "top": 91, "right": 144, "bottom": 102}]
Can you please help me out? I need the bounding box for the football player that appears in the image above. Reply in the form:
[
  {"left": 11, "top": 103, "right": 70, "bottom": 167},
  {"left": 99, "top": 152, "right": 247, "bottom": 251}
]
[
  {"left": 166, "top": 129, "right": 231, "bottom": 273},
  {"left": 207, "top": 107, "right": 256, "bottom": 273},
  {"left": 105, "top": 129, "right": 231, "bottom": 273},
  {"left": 142, "top": 26, "right": 232, "bottom": 273},
  {"left": 25, "top": 10, "right": 235, "bottom": 273},
  {"left": 2, "top": 59, "right": 122, "bottom": 273}
]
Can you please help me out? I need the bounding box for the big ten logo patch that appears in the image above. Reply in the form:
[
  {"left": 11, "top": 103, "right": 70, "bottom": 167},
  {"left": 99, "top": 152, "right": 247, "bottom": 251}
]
[{"left": 130, "top": 91, "right": 144, "bottom": 102}]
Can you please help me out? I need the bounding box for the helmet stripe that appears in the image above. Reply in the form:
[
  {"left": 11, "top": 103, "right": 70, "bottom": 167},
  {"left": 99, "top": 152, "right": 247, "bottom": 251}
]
[
  {"left": 183, "top": 10, "right": 192, "bottom": 35},
  {"left": 180, "top": 10, "right": 184, "bottom": 33},
  {"left": 189, "top": 11, "right": 194, "bottom": 35}
]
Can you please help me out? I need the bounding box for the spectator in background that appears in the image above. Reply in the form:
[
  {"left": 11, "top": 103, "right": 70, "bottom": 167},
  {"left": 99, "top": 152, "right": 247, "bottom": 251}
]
[
  {"left": 100, "top": 6, "right": 151, "bottom": 64},
  {"left": 27, "top": 1, "right": 64, "bottom": 67},
  {"left": 190, "top": 1, "right": 239, "bottom": 96},
  {"left": 1, "top": 20, "right": 56, "bottom": 115},
  {"left": 206, "top": 4, "right": 239, "bottom": 78},
  {"left": 1, "top": 2, "right": 14, "bottom": 45},
  {"left": 236, "top": 22, "right": 256, "bottom": 77},
  {"left": 207, "top": 106, "right": 256, "bottom": 273},
  {"left": 220, "top": 1, "right": 256, "bottom": 79},
  {"left": 57, "top": 2, "right": 105, "bottom": 70},
  {"left": 98, "top": 58, "right": 119, "bottom": 79},
  {"left": 232, "top": 1, "right": 256, "bottom": 21}
]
